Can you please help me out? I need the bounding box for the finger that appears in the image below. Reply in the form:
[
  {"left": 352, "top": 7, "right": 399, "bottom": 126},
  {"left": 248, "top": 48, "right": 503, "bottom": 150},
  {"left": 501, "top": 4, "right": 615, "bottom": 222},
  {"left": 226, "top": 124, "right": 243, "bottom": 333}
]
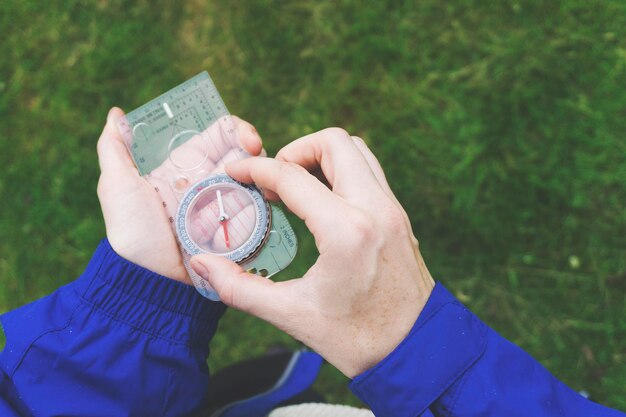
[
  {"left": 232, "top": 115, "right": 263, "bottom": 156},
  {"left": 351, "top": 136, "right": 417, "bottom": 241},
  {"left": 97, "top": 107, "right": 137, "bottom": 176},
  {"left": 206, "top": 116, "right": 262, "bottom": 170},
  {"left": 275, "top": 127, "right": 381, "bottom": 199},
  {"left": 350, "top": 136, "right": 396, "bottom": 200},
  {"left": 190, "top": 253, "right": 297, "bottom": 323},
  {"left": 226, "top": 157, "right": 347, "bottom": 231},
  {"left": 256, "top": 149, "right": 275, "bottom": 200}
]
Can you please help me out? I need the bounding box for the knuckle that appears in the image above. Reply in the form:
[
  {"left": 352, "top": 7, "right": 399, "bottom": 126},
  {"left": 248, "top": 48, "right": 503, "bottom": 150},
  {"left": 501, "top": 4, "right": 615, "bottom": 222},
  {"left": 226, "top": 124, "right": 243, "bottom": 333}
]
[
  {"left": 212, "top": 270, "right": 244, "bottom": 309},
  {"left": 384, "top": 206, "right": 411, "bottom": 237},
  {"left": 278, "top": 161, "right": 304, "bottom": 177},
  {"left": 218, "top": 281, "right": 237, "bottom": 307},
  {"left": 351, "top": 135, "right": 366, "bottom": 146},
  {"left": 345, "top": 211, "right": 376, "bottom": 245},
  {"left": 322, "top": 127, "right": 351, "bottom": 141}
]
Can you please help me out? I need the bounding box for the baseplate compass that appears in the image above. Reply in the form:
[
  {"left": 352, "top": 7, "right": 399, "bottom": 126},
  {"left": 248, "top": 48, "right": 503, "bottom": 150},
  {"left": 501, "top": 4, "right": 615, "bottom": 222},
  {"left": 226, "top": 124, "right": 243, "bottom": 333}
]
[{"left": 116, "top": 72, "right": 297, "bottom": 301}]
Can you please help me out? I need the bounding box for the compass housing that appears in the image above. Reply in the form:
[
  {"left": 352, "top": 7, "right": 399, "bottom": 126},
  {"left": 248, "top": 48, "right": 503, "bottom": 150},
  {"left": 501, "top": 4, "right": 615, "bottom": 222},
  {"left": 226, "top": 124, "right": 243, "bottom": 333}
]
[{"left": 176, "top": 174, "right": 271, "bottom": 263}]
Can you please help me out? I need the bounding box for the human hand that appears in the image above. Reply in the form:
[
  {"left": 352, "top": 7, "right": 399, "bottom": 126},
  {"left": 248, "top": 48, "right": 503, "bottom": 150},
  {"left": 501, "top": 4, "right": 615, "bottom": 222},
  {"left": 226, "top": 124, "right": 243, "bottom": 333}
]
[
  {"left": 189, "top": 128, "right": 435, "bottom": 377},
  {"left": 96, "top": 107, "right": 263, "bottom": 284}
]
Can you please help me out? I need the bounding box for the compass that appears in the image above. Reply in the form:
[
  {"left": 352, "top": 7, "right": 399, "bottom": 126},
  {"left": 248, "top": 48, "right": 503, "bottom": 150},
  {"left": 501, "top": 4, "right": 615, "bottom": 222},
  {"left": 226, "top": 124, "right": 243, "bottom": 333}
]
[
  {"left": 117, "top": 72, "right": 297, "bottom": 301},
  {"left": 176, "top": 173, "right": 271, "bottom": 263}
]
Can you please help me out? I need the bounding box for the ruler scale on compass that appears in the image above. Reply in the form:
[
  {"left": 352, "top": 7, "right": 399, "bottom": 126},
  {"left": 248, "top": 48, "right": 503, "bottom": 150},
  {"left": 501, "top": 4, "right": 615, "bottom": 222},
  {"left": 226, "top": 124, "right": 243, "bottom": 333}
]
[
  {"left": 117, "top": 72, "right": 233, "bottom": 175},
  {"left": 116, "top": 72, "right": 297, "bottom": 301}
]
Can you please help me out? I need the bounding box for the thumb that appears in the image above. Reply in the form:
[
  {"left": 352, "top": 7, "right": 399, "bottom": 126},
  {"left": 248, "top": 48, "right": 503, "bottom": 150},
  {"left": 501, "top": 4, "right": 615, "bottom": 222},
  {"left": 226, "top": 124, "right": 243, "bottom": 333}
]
[
  {"left": 190, "top": 253, "right": 294, "bottom": 322},
  {"left": 97, "top": 107, "right": 137, "bottom": 176}
]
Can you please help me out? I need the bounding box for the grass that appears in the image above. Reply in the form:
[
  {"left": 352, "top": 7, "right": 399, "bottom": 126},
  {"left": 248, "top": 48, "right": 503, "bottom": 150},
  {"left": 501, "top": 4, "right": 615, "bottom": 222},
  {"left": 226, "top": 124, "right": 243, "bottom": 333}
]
[{"left": 1, "top": 0, "right": 625, "bottom": 409}]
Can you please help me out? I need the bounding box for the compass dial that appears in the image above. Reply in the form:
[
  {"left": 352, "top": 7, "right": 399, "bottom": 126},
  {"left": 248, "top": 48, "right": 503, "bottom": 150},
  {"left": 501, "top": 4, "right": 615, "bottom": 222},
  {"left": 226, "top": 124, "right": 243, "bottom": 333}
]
[{"left": 176, "top": 174, "right": 270, "bottom": 263}]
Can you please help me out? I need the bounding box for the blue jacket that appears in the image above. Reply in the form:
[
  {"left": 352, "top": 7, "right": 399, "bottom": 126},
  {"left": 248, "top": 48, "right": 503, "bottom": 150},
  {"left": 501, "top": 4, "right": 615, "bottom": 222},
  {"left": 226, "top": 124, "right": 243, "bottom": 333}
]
[{"left": 0, "top": 239, "right": 623, "bottom": 416}]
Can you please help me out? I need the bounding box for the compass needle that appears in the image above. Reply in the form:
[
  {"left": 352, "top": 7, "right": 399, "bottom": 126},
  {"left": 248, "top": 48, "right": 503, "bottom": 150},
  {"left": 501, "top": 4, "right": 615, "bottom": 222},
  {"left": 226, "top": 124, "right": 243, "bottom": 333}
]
[
  {"left": 216, "top": 190, "right": 228, "bottom": 220},
  {"left": 216, "top": 190, "right": 231, "bottom": 248},
  {"left": 178, "top": 174, "right": 270, "bottom": 262},
  {"left": 222, "top": 222, "right": 230, "bottom": 248}
]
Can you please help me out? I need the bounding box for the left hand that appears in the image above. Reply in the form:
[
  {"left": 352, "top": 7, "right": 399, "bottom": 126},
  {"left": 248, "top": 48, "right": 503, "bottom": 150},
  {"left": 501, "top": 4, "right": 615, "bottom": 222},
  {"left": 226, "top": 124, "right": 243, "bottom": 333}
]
[{"left": 96, "top": 107, "right": 263, "bottom": 284}]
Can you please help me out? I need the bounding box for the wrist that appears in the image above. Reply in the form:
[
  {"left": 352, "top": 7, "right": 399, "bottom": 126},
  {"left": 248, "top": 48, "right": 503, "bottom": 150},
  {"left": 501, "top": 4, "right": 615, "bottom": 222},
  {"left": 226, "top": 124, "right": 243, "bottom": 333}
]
[
  {"left": 314, "top": 264, "right": 435, "bottom": 379},
  {"left": 348, "top": 278, "right": 435, "bottom": 378},
  {"left": 349, "top": 283, "right": 487, "bottom": 417},
  {"left": 74, "top": 238, "right": 225, "bottom": 348},
  {"left": 346, "top": 250, "right": 436, "bottom": 377},
  {"left": 107, "top": 233, "right": 190, "bottom": 284}
]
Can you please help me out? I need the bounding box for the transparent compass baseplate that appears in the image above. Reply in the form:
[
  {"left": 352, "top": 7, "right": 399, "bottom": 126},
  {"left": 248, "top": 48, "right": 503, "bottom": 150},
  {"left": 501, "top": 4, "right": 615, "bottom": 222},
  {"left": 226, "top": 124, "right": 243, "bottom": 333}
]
[{"left": 116, "top": 71, "right": 297, "bottom": 301}]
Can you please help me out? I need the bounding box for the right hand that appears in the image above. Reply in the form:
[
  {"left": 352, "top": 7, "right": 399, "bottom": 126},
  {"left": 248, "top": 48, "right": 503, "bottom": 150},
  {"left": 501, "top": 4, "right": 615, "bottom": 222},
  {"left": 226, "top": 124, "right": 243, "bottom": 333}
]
[{"left": 190, "top": 128, "right": 435, "bottom": 378}]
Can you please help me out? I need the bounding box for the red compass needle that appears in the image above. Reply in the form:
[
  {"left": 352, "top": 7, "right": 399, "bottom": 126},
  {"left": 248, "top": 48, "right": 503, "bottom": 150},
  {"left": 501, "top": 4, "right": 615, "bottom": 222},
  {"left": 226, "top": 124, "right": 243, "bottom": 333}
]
[
  {"left": 220, "top": 220, "right": 230, "bottom": 249},
  {"left": 216, "top": 190, "right": 231, "bottom": 249}
]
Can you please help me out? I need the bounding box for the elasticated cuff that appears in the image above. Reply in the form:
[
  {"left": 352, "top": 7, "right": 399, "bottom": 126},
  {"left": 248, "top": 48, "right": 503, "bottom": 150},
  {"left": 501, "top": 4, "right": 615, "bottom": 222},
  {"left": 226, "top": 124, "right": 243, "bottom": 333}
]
[{"left": 72, "top": 238, "right": 225, "bottom": 347}]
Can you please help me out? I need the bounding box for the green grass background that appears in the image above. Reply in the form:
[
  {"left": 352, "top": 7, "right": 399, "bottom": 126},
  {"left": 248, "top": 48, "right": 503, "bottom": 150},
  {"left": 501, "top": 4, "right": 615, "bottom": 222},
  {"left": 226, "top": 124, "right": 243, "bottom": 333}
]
[{"left": 1, "top": 0, "right": 625, "bottom": 409}]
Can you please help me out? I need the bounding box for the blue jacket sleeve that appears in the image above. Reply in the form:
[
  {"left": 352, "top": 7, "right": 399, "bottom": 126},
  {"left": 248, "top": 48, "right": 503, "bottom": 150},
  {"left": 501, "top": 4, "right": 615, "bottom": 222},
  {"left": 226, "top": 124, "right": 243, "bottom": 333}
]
[
  {"left": 0, "top": 238, "right": 226, "bottom": 417},
  {"left": 349, "top": 283, "right": 625, "bottom": 417}
]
